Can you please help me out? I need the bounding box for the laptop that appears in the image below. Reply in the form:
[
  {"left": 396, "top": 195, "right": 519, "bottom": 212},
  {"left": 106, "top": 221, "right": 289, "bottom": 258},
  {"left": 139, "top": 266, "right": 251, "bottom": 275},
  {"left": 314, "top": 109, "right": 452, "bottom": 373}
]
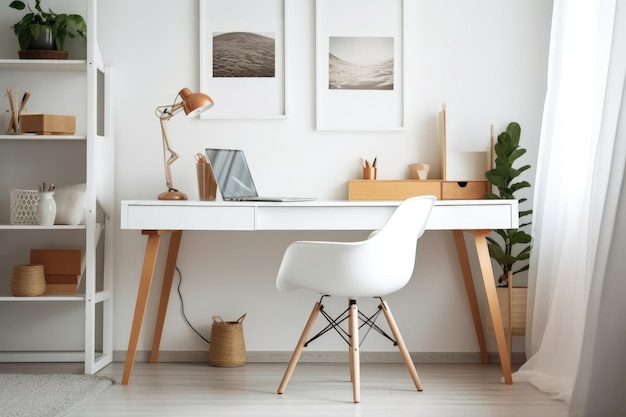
[{"left": 205, "top": 148, "right": 315, "bottom": 202}]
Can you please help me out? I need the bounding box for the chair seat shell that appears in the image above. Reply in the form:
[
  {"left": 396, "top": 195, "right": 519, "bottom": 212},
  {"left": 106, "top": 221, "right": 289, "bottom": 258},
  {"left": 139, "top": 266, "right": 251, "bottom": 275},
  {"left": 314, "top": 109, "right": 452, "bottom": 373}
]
[{"left": 276, "top": 196, "right": 436, "bottom": 298}]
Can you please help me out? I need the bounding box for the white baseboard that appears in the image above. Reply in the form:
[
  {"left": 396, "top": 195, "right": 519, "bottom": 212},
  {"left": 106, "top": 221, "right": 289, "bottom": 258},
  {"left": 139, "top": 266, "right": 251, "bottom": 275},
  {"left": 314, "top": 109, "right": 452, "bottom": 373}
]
[{"left": 113, "top": 351, "right": 526, "bottom": 365}]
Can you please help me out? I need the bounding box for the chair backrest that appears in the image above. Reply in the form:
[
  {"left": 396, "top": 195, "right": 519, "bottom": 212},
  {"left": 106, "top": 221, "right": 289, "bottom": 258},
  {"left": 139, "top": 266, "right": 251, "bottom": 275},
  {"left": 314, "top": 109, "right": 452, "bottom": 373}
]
[
  {"left": 276, "top": 195, "right": 436, "bottom": 298},
  {"left": 362, "top": 195, "right": 436, "bottom": 291}
]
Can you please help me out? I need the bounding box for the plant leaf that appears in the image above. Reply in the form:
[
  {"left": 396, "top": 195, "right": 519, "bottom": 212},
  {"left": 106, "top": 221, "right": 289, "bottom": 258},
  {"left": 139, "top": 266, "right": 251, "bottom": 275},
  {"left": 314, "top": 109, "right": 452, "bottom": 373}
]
[{"left": 10, "top": 1, "right": 26, "bottom": 11}]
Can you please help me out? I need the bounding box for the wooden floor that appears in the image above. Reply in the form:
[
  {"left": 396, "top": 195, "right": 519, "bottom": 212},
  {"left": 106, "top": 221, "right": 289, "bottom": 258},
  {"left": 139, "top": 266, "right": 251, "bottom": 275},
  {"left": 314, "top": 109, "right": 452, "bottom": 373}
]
[{"left": 0, "top": 362, "right": 569, "bottom": 416}]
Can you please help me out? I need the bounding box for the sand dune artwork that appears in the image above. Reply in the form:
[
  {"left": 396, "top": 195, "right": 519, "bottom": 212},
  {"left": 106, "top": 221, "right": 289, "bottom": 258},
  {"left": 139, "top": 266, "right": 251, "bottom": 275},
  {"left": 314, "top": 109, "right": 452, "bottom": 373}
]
[
  {"left": 328, "top": 36, "right": 394, "bottom": 90},
  {"left": 213, "top": 32, "right": 276, "bottom": 78}
]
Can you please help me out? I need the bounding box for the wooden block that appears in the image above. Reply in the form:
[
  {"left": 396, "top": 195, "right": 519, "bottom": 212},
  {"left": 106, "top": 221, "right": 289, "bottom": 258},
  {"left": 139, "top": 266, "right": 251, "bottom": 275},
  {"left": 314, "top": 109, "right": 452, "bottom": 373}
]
[
  {"left": 441, "top": 181, "right": 488, "bottom": 200},
  {"left": 30, "top": 249, "right": 82, "bottom": 275},
  {"left": 348, "top": 180, "right": 442, "bottom": 201},
  {"left": 20, "top": 113, "right": 76, "bottom": 135}
]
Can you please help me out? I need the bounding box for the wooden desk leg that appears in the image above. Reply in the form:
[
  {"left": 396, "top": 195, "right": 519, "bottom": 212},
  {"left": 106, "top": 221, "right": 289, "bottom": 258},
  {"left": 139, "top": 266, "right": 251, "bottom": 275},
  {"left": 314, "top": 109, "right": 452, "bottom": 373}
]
[
  {"left": 473, "top": 230, "right": 513, "bottom": 385},
  {"left": 150, "top": 230, "right": 183, "bottom": 363},
  {"left": 453, "top": 230, "right": 489, "bottom": 364},
  {"left": 122, "top": 231, "right": 163, "bottom": 385}
]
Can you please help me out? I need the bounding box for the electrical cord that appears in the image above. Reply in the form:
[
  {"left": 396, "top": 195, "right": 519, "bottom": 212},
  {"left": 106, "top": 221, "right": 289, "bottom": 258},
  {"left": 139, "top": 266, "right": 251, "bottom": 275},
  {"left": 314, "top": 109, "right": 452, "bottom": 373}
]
[{"left": 176, "top": 266, "right": 210, "bottom": 344}]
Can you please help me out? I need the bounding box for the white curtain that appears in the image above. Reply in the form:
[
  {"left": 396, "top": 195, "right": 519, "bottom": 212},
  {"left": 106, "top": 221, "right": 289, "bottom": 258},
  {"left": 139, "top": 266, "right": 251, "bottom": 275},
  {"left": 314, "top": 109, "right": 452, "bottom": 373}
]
[{"left": 513, "top": 0, "right": 626, "bottom": 415}]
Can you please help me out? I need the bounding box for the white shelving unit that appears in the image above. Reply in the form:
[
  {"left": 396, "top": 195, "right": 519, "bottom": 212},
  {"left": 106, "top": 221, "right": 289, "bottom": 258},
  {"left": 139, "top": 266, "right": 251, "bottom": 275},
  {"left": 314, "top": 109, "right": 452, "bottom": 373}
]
[{"left": 0, "top": 0, "right": 113, "bottom": 374}]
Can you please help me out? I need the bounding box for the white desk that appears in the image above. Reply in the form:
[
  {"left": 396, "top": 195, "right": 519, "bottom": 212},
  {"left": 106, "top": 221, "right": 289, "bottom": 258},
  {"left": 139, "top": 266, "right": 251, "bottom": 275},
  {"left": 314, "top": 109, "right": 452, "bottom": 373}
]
[{"left": 120, "top": 199, "right": 518, "bottom": 385}]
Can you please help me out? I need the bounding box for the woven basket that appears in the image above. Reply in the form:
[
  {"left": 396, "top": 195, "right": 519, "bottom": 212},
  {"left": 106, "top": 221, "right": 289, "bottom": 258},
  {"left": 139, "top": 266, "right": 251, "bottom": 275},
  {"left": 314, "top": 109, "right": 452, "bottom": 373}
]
[
  {"left": 11, "top": 264, "right": 46, "bottom": 297},
  {"left": 209, "top": 313, "right": 247, "bottom": 367}
]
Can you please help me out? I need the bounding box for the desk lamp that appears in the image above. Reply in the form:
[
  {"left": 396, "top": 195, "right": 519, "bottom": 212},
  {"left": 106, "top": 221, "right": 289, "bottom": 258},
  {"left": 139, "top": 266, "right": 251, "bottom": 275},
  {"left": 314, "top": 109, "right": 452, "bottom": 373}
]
[{"left": 155, "top": 87, "right": 214, "bottom": 200}]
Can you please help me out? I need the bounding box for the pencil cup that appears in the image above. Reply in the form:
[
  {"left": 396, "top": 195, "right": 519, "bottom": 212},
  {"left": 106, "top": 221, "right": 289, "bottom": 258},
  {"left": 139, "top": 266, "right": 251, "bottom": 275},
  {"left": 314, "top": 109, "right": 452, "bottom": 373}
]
[
  {"left": 363, "top": 167, "right": 377, "bottom": 180},
  {"left": 4, "top": 110, "right": 20, "bottom": 134},
  {"left": 196, "top": 163, "right": 217, "bottom": 201}
]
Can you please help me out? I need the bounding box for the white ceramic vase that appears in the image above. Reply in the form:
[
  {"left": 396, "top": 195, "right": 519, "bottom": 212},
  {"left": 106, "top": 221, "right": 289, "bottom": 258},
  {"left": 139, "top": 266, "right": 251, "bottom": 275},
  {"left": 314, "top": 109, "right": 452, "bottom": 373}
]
[{"left": 37, "top": 191, "right": 57, "bottom": 226}]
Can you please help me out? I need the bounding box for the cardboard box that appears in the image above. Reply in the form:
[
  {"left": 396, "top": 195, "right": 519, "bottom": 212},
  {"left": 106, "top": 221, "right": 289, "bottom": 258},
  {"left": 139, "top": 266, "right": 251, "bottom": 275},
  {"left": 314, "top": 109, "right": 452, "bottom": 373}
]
[
  {"left": 30, "top": 249, "right": 82, "bottom": 275},
  {"left": 45, "top": 283, "right": 81, "bottom": 295},
  {"left": 30, "top": 249, "right": 83, "bottom": 294},
  {"left": 21, "top": 113, "right": 76, "bottom": 135}
]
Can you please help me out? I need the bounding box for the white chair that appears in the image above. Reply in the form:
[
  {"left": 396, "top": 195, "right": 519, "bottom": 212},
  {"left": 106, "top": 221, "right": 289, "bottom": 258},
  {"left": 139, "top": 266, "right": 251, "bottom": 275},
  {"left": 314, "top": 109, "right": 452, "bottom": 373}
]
[{"left": 275, "top": 195, "right": 436, "bottom": 403}]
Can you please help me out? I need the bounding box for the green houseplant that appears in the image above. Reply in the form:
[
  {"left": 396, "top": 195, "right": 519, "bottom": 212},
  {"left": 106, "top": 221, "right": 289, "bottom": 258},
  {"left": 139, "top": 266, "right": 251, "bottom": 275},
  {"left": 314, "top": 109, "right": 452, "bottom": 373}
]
[
  {"left": 9, "top": 0, "right": 86, "bottom": 52},
  {"left": 485, "top": 122, "right": 532, "bottom": 286}
]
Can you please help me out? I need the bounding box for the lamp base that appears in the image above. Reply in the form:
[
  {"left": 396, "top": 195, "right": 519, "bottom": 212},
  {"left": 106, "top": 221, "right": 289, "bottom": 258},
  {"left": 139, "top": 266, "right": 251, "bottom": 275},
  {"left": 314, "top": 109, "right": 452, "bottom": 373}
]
[{"left": 158, "top": 190, "right": 188, "bottom": 200}]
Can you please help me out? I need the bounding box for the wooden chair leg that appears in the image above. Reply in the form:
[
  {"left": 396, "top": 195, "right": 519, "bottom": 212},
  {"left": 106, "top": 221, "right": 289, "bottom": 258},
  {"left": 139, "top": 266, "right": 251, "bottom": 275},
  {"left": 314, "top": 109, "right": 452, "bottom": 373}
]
[
  {"left": 380, "top": 300, "right": 423, "bottom": 391},
  {"left": 349, "top": 300, "right": 360, "bottom": 403},
  {"left": 277, "top": 301, "right": 321, "bottom": 394}
]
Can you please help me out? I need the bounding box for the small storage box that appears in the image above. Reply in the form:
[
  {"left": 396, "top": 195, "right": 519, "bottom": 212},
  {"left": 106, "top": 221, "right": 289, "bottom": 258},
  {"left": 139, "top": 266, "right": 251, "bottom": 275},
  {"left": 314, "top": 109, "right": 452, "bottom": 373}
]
[
  {"left": 30, "top": 249, "right": 83, "bottom": 294},
  {"left": 21, "top": 113, "right": 76, "bottom": 135}
]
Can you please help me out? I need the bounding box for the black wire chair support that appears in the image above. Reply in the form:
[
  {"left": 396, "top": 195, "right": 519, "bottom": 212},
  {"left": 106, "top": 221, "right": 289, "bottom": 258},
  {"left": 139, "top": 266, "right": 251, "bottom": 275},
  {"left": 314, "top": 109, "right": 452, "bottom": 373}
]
[{"left": 304, "top": 295, "right": 398, "bottom": 348}]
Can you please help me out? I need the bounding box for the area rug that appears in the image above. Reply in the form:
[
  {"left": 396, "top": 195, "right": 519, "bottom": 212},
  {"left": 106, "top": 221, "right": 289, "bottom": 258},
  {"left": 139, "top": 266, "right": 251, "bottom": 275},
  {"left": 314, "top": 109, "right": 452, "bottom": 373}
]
[{"left": 0, "top": 373, "right": 114, "bottom": 417}]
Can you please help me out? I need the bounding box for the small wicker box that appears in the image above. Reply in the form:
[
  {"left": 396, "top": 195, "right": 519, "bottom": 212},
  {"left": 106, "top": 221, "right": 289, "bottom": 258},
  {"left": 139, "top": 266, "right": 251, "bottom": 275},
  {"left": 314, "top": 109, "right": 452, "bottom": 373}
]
[{"left": 10, "top": 189, "right": 39, "bottom": 225}]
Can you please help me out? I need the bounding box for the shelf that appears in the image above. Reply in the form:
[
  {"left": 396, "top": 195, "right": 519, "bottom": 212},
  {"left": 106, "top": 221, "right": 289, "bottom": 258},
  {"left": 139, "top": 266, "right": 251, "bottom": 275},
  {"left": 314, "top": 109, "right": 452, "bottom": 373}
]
[
  {"left": 0, "top": 224, "right": 86, "bottom": 230},
  {"left": 0, "top": 289, "right": 112, "bottom": 303},
  {"left": 0, "top": 59, "right": 87, "bottom": 71},
  {"left": 0, "top": 0, "right": 113, "bottom": 373},
  {"left": 0, "top": 134, "right": 86, "bottom": 141},
  {"left": 0, "top": 294, "right": 85, "bottom": 302}
]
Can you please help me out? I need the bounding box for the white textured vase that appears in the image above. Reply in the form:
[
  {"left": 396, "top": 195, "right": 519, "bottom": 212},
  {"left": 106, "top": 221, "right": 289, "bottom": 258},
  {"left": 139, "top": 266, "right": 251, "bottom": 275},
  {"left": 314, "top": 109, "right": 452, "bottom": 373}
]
[{"left": 37, "top": 192, "right": 57, "bottom": 226}]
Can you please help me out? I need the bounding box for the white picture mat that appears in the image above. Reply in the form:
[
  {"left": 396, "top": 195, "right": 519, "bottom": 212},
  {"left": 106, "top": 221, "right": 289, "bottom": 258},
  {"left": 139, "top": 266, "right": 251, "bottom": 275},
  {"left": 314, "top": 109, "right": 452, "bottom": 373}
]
[
  {"left": 199, "top": 0, "right": 286, "bottom": 119},
  {"left": 316, "top": 0, "right": 404, "bottom": 131}
]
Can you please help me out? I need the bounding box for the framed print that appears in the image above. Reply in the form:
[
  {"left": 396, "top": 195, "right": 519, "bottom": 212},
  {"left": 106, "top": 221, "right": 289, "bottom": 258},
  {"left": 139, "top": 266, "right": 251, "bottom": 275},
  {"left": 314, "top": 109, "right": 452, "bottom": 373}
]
[
  {"left": 316, "top": 0, "right": 405, "bottom": 131},
  {"left": 200, "top": 0, "right": 286, "bottom": 119}
]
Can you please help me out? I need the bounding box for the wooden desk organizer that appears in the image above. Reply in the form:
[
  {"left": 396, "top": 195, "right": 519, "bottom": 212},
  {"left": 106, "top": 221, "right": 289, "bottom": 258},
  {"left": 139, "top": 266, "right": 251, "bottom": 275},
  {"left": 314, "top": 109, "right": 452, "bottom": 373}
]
[
  {"left": 348, "top": 103, "right": 491, "bottom": 201},
  {"left": 348, "top": 179, "right": 488, "bottom": 200}
]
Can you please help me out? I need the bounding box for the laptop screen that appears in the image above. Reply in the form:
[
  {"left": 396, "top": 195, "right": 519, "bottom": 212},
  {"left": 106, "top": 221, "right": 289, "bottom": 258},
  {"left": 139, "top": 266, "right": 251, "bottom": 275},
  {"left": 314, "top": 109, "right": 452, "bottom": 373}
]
[{"left": 205, "top": 148, "right": 259, "bottom": 199}]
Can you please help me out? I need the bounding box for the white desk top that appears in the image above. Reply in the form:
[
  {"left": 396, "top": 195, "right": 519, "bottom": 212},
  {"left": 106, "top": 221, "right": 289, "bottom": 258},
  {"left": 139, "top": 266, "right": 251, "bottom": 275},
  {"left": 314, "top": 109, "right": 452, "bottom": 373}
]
[{"left": 120, "top": 199, "right": 518, "bottom": 231}]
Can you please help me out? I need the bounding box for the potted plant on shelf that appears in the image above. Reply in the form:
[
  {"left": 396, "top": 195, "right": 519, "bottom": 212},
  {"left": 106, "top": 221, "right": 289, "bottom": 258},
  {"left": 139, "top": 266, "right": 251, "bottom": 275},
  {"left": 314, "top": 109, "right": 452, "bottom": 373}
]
[
  {"left": 9, "top": 0, "right": 87, "bottom": 59},
  {"left": 484, "top": 121, "right": 532, "bottom": 344}
]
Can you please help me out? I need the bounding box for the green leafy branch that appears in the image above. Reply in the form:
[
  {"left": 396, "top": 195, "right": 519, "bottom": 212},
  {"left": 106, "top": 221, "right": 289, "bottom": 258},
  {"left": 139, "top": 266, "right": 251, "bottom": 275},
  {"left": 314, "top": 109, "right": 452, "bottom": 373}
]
[{"left": 485, "top": 122, "right": 533, "bottom": 285}]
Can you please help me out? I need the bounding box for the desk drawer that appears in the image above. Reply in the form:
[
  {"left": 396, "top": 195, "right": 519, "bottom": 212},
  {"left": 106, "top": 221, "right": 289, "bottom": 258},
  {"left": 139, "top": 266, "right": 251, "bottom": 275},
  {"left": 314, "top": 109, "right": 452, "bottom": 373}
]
[
  {"left": 123, "top": 205, "right": 255, "bottom": 230},
  {"left": 256, "top": 205, "right": 395, "bottom": 230},
  {"left": 441, "top": 181, "right": 488, "bottom": 200}
]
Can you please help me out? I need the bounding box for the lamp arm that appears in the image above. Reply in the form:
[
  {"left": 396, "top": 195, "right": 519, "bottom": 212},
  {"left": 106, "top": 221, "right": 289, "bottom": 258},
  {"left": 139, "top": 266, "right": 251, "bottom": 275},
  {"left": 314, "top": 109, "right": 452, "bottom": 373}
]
[
  {"left": 156, "top": 101, "right": 185, "bottom": 192},
  {"left": 155, "top": 101, "right": 184, "bottom": 120},
  {"left": 160, "top": 116, "right": 179, "bottom": 191}
]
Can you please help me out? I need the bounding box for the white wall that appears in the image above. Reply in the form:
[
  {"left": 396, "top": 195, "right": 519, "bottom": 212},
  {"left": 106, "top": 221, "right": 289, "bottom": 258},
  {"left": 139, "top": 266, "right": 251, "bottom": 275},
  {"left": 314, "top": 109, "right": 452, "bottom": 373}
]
[{"left": 97, "top": 0, "right": 551, "bottom": 356}]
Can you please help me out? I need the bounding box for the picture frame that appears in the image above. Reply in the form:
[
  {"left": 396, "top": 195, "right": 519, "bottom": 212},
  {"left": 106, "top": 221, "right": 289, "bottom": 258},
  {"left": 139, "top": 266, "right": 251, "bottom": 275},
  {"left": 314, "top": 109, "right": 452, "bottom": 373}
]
[
  {"left": 316, "top": 0, "right": 405, "bottom": 131},
  {"left": 199, "top": 0, "right": 286, "bottom": 119}
]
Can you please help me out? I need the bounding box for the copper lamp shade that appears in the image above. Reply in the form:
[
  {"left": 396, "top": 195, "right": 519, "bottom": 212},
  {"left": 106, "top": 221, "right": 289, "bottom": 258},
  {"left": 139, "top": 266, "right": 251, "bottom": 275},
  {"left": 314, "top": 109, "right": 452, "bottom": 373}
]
[
  {"left": 155, "top": 88, "right": 214, "bottom": 200},
  {"left": 179, "top": 88, "right": 214, "bottom": 117}
]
